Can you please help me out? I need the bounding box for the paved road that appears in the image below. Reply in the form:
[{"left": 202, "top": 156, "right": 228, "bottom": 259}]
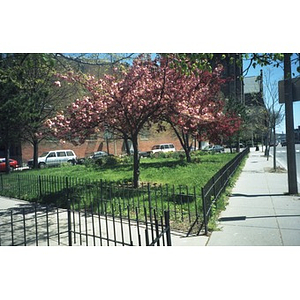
[{"left": 272, "top": 144, "right": 300, "bottom": 183}]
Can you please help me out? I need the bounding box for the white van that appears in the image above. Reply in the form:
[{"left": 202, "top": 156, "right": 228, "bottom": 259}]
[
  {"left": 28, "top": 150, "right": 77, "bottom": 168},
  {"left": 150, "top": 143, "right": 176, "bottom": 154}
]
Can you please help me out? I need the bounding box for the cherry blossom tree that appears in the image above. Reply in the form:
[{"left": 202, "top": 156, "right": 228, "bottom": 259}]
[
  {"left": 159, "top": 56, "right": 241, "bottom": 162},
  {"left": 48, "top": 55, "right": 168, "bottom": 187},
  {"left": 48, "top": 54, "right": 241, "bottom": 187}
]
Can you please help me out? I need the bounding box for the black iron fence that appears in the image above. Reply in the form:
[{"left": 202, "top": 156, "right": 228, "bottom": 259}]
[
  {"left": 0, "top": 148, "right": 249, "bottom": 243},
  {"left": 0, "top": 175, "right": 200, "bottom": 229},
  {"left": 187, "top": 147, "right": 250, "bottom": 235},
  {"left": 0, "top": 199, "right": 171, "bottom": 246}
]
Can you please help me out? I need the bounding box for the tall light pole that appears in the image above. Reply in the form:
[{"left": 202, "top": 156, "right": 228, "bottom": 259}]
[{"left": 284, "top": 54, "right": 298, "bottom": 194}]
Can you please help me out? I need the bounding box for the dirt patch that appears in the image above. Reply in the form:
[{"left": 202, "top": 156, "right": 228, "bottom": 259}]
[{"left": 264, "top": 167, "right": 287, "bottom": 173}]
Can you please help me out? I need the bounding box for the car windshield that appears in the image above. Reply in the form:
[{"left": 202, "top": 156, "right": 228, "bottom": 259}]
[{"left": 39, "top": 152, "right": 49, "bottom": 157}]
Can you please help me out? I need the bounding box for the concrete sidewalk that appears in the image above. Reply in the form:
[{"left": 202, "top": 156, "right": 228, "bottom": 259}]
[{"left": 207, "top": 147, "right": 300, "bottom": 246}]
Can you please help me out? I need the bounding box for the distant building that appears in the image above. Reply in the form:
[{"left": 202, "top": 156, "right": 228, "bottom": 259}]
[
  {"left": 20, "top": 127, "right": 183, "bottom": 163},
  {"left": 211, "top": 53, "right": 244, "bottom": 103},
  {"left": 211, "top": 55, "right": 264, "bottom": 106},
  {"left": 243, "top": 70, "right": 264, "bottom": 106}
]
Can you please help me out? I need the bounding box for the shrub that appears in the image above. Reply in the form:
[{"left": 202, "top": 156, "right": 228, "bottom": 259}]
[
  {"left": 168, "top": 151, "right": 185, "bottom": 160},
  {"left": 118, "top": 155, "right": 134, "bottom": 164},
  {"left": 151, "top": 152, "right": 166, "bottom": 159},
  {"left": 103, "top": 156, "right": 119, "bottom": 167},
  {"left": 84, "top": 158, "right": 97, "bottom": 168}
]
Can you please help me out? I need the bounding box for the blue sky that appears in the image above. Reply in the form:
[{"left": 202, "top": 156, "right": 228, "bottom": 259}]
[{"left": 244, "top": 55, "right": 300, "bottom": 134}]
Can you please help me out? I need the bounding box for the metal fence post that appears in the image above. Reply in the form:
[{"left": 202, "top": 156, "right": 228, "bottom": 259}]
[
  {"left": 147, "top": 183, "right": 154, "bottom": 241},
  {"left": 201, "top": 187, "right": 208, "bottom": 236},
  {"left": 10, "top": 210, "right": 14, "bottom": 246},
  {"left": 0, "top": 174, "right": 3, "bottom": 191},
  {"left": 17, "top": 174, "right": 21, "bottom": 199},
  {"left": 66, "top": 177, "right": 69, "bottom": 203},
  {"left": 38, "top": 175, "right": 42, "bottom": 200},
  {"left": 67, "top": 199, "right": 72, "bottom": 246},
  {"left": 164, "top": 210, "right": 172, "bottom": 246}
]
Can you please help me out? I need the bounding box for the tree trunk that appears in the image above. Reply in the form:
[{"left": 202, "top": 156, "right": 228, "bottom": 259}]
[
  {"left": 273, "top": 126, "right": 277, "bottom": 170},
  {"left": 169, "top": 123, "right": 192, "bottom": 162},
  {"left": 4, "top": 143, "right": 10, "bottom": 174},
  {"left": 183, "top": 132, "right": 192, "bottom": 163},
  {"left": 132, "top": 134, "right": 140, "bottom": 188},
  {"left": 236, "top": 136, "right": 240, "bottom": 153},
  {"left": 184, "top": 146, "right": 192, "bottom": 163},
  {"left": 33, "top": 138, "right": 39, "bottom": 169},
  {"left": 106, "top": 138, "right": 110, "bottom": 155},
  {"left": 265, "top": 128, "right": 271, "bottom": 160},
  {"left": 123, "top": 135, "right": 131, "bottom": 156}
]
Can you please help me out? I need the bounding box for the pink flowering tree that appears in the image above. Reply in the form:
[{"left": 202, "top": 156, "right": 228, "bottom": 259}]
[
  {"left": 159, "top": 57, "right": 241, "bottom": 162},
  {"left": 48, "top": 55, "right": 241, "bottom": 187},
  {"left": 197, "top": 111, "right": 242, "bottom": 145},
  {"left": 48, "top": 55, "right": 168, "bottom": 187}
]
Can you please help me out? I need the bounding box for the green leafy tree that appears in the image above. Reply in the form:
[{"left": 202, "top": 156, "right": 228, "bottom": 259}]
[
  {"left": 0, "top": 54, "right": 28, "bottom": 172},
  {"left": 0, "top": 53, "right": 77, "bottom": 170},
  {"left": 15, "top": 54, "right": 77, "bottom": 168}
]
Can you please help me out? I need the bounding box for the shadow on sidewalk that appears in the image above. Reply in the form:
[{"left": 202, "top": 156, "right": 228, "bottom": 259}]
[
  {"left": 219, "top": 214, "right": 300, "bottom": 222},
  {"left": 231, "top": 193, "right": 285, "bottom": 198}
]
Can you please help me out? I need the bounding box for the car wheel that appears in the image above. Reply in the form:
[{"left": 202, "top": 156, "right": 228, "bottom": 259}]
[
  {"left": 68, "top": 159, "right": 75, "bottom": 165},
  {"left": 39, "top": 162, "right": 46, "bottom": 169}
]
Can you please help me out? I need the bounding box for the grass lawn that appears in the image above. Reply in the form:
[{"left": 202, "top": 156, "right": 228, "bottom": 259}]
[
  {"left": 24, "top": 152, "right": 237, "bottom": 189},
  {"left": 1, "top": 151, "right": 244, "bottom": 234}
]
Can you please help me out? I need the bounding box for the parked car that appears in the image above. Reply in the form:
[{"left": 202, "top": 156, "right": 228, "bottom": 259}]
[
  {"left": 203, "top": 145, "right": 225, "bottom": 153},
  {"left": 129, "top": 149, "right": 151, "bottom": 158},
  {"left": 77, "top": 151, "right": 113, "bottom": 164},
  {"left": 150, "top": 143, "right": 176, "bottom": 154},
  {"left": 27, "top": 150, "right": 77, "bottom": 169},
  {"left": 89, "top": 151, "right": 110, "bottom": 160},
  {"left": 0, "top": 158, "right": 19, "bottom": 172}
]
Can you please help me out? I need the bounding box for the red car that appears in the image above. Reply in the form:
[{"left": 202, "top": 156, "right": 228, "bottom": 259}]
[{"left": 0, "top": 158, "right": 19, "bottom": 172}]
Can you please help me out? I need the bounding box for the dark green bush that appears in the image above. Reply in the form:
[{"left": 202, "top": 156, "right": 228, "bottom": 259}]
[
  {"left": 103, "top": 156, "right": 119, "bottom": 167},
  {"left": 84, "top": 158, "right": 97, "bottom": 168}
]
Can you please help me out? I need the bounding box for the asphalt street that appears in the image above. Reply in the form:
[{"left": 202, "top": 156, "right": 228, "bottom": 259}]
[{"left": 272, "top": 144, "right": 300, "bottom": 183}]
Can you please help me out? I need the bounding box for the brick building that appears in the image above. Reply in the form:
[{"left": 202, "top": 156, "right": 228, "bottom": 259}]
[{"left": 20, "top": 128, "right": 183, "bottom": 164}]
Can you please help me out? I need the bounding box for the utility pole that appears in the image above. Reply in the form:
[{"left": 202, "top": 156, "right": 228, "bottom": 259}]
[{"left": 284, "top": 54, "right": 298, "bottom": 194}]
